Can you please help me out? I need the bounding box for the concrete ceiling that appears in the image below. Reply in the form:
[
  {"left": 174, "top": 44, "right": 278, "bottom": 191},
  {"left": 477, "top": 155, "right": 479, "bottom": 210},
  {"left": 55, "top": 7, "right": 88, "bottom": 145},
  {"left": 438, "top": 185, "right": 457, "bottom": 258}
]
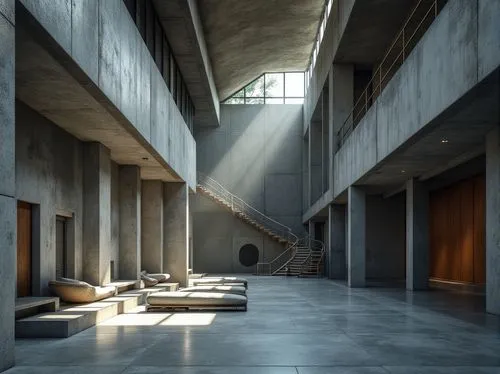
[
  {"left": 197, "top": 0, "right": 326, "bottom": 100},
  {"left": 335, "top": 0, "right": 417, "bottom": 66}
]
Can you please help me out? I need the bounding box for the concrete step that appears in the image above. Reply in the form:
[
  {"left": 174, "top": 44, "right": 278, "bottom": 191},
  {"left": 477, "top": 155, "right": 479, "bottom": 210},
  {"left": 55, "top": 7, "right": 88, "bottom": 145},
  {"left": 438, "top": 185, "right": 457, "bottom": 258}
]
[
  {"left": 15, "top": 286, "right": 169, "bottom": 338},
  {"left": 152, "top": 282, "right": 179, "bottom": 291}
]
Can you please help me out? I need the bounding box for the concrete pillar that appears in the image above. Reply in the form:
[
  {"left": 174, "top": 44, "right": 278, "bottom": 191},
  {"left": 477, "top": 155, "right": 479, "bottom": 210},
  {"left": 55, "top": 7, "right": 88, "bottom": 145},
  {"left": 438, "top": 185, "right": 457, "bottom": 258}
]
[
  {"left": 328, "top": 67, "right": 335, "bottom": 190},
  {"left": 486, "top": 126, "right": 500, "bottom": 315},
  {"left": 406, "top": 178, "right": 429, "bottom": 290},
  {"left": 83, "top": 142, "right": 112, "bottom": 286},
  {"left": 332, "top": 64, "right": 354, "bottom": 144},
  {"left": 322, "top": 88, "right": 329, "bottom": 193},
  {"left": 310, "top": 121, "right": 323, "bottom": 203},
  {"left": 164, "top": 182, "right": 189, "bottom": 287},
  {"left": 347, "top": 186, "right": 365, "bottom": 287},
  {"left": 119, "top": 165, "right": 141, "bottom": 280},
  {"left": 328, "top": 204, "right": 346, "bottom": 279},
  {"left": 141, "top": 180, "right": 163, "bottom": 274},
  {"left": 0, "top": 7, "right": 15, "bottom": 371}
]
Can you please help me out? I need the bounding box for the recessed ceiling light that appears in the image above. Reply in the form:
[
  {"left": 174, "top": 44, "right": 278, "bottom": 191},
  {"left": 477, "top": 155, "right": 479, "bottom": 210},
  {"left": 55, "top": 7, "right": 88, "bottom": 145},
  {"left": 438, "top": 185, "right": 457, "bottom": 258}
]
[
  {"left": 441, "top": 138, "right": 449, "bottom": 143},
  {"left": 401, "top": 170, "right": 406, "bottom": 173}
]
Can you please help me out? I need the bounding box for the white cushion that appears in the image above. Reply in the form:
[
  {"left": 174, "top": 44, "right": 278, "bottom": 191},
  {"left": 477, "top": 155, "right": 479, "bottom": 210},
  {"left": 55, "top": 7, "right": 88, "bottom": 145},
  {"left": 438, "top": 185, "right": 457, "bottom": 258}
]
[{"left": 147, "top": 291, "right": 247, "bottom": 307}]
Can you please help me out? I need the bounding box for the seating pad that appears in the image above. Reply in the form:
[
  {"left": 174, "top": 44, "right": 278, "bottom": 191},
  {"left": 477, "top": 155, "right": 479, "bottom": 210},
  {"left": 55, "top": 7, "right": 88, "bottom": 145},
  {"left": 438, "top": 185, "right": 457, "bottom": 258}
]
[
  {"left": 192, "top": 277, "right": 248, "bottom": 289},
  {"left": 179, "top": 285, "right": 247, "bottom": 296},
  {"left": 49, "top": 281, "right": 116, "bottom": 303},
  {"left": 146, "top": 291, "right": 247, "bottom": 311}
]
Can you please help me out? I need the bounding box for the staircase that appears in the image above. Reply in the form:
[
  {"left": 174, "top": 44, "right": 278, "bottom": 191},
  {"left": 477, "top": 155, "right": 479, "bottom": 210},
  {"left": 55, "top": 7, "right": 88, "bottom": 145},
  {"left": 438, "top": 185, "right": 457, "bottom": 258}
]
[
  {"left": 271, "top": 236, "right": 325, "bottom": 277},
  {"left": 197, "top": 172, "right": 298, "bottom": 246},
  {"left": 197, "top": 172, "right": 325, "bottom": 278}
]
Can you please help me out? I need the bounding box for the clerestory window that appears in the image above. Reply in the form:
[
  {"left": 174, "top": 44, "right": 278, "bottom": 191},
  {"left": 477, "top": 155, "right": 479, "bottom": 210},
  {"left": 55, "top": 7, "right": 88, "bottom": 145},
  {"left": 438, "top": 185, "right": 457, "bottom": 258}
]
[{"left": 224, "top": 72, "right": 305, "bottom": 105}]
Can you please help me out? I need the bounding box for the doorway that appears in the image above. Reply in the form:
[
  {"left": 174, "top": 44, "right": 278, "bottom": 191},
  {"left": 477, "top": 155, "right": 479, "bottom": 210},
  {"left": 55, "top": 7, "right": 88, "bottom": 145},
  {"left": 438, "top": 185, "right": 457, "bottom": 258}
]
[
  {"left": 17, "top": 201, "right": 32, "bottom": 297},
  {"left": 56, "top": 215, "right": 68, "bottom": 279}
]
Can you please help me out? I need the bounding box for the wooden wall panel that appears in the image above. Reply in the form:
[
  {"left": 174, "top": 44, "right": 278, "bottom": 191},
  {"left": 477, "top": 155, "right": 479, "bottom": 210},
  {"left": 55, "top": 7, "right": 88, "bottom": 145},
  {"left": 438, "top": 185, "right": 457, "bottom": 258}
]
[
  {"left": 429, "top": 174, "right": 486, "bottom": 284},
  {"left": 473, "top": 176, "right": 486, "bottom": 284},
  {"left": 17, "top": 201, "right": 32, "bottom": 297}
]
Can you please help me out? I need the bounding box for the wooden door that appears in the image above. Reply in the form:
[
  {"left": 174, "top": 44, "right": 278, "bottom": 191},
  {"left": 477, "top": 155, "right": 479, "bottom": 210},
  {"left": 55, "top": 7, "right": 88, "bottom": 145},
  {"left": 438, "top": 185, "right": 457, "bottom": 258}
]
[{"left": 17, "top": 201, "right": 32, "bottom": 297}]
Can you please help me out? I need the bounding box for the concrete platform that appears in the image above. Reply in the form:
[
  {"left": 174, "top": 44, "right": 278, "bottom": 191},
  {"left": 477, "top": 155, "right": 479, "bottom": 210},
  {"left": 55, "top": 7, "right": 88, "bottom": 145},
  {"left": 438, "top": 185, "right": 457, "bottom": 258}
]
[
  {"left": 15, "top": 286, "right": 169, "bottom": 338},
  {"left": 15, "top": 297, "right": 60, "bottom": 320},
  {"left": 152, "top": 283, "right": 179, "bottom": 291}
]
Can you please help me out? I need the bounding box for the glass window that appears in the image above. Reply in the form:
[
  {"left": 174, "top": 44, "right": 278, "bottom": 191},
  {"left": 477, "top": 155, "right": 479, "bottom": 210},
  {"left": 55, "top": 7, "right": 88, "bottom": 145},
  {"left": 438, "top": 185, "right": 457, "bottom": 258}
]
[
  {"left": 285, "top": 98, "right": 304, "bottom": 104},
  {"left": 285, "top": 72, "right": 304, "bottom": 97},
  {"left": 154, "top": 18, "right": 163, "bottom": 72},
  {"left": 170, "top": 56, "right": 177, "bottom": 97},
  {"left": 233, "top": 89, "right": 244, "bottom": 98},
  {"left": 224, "top": 71, "right": 305, "bottom": 105},
  {"left": 162, "top": 38, "right": 170, "bottom": 87},
  {"left": 145, "top": 0, "right": 155, "bottom": 56},
  {"left": 265, "top": 73, "right": 284, "bottom": 97},
  {"left": 265, "top": 98, "right": 284, "bottom": 104},
  {"left": 225, "top": 97, "right": 244, "bottom": 104},
  {"left": 136, "top": 0, "right": 146, "bottom": 40},
  {"left": 245, "top": 98, "right": 264, "bottom": 104},
  {"left": 245, "top": 76, "right": 265, "bottom": 98}
]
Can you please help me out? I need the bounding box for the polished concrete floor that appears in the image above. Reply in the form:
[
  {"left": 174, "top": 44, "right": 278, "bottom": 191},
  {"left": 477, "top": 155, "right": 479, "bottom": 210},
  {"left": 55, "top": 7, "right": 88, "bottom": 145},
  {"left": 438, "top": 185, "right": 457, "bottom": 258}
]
[{"left": 8, "top": 275, "right": 500, "bottom": 373}]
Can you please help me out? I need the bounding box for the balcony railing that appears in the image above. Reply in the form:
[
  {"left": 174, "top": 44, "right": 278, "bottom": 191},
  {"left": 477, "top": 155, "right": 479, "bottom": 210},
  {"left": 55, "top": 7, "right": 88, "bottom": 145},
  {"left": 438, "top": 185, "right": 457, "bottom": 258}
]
[{"left": 337, "top": 0, "right": 447, "bottom": 149}]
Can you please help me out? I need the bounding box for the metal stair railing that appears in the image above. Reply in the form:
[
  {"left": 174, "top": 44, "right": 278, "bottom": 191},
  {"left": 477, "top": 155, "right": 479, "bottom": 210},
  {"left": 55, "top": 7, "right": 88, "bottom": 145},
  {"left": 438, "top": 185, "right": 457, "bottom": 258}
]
[
  {"left": 197, "top": 172, "right": 299, "bottom": 275},
  {"left": 268, "top": 236, "right": 310, "bottom": 276},
  {"left": 299, "top": 237, "right": 325, "bottom": 277}
]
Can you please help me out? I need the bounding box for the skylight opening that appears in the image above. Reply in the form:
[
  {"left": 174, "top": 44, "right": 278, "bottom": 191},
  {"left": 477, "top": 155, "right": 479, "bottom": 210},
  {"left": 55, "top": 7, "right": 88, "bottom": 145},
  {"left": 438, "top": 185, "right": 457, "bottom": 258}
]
[
  {"left": 224, "top": 72, "right": 305, "bottom": 105},
  {"left": 305, "top": 0, "right": 334, "bottom": 94}
]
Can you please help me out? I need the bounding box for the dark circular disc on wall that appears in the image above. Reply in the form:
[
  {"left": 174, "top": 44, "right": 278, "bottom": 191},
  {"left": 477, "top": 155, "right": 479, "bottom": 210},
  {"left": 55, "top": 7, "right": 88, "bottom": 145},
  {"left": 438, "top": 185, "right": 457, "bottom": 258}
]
[{"left": 239, "top": 244, "right": 259, "bottom": 267}]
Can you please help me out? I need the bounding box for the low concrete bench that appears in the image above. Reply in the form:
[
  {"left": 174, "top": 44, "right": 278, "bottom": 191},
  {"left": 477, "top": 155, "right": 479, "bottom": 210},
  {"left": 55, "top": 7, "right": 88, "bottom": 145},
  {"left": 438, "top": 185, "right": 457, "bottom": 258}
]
[
  {"left": 15, "top": 297, "right": 60, "bottom": 320},
  {"left": 15, "top": 284, "right": 175, "bottom": 338}
]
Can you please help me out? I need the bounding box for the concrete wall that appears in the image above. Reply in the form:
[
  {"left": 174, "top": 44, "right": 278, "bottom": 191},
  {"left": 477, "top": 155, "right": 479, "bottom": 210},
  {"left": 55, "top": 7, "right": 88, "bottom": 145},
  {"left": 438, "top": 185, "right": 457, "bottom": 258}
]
[
  {"left": 16, "top": 101, "right": 84, "bottom": 295},
  {"left": 192, "top": 194, "right": 288, "bottom": 274},
  {"left": 365, "top": 193, "right": 406, "bottom": 280},
  {"left": 193, "top": 104, "right": 305, "bottom": 273},
  {"left": 0, "top": 0, "right": 15, "bottom": 370},
  {"left": 196, "top": 104, "right": 305, "bottom": 235},
  {"left": 18, "top": 0, "right": 196, "bottom": 189},
  {"left": 334, "top": 0, "right": 499, "bottom": 197}
]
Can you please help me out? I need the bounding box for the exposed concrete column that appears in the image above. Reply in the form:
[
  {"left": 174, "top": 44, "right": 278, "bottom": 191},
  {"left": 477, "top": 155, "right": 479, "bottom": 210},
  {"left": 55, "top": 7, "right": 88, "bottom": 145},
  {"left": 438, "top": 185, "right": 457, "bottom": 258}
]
[
  {"left": 164, "top": 182, "right": 189, "bottom": 287},
  {"left": 328, "top": 67, "right": 335, "bottom": 190},
  {"left": 332, "top": 64, "right": 354, "bottom": 147},
  {"left": 322, "top": 87, "right": 329, "bottom": 193},
  {"left": 0, "top": 6, "right": 16, "bottom": 370},
  {"left": 119, "top": 166, "right": 141, "bottom": 280},
  {"left": 486, "top": 125, "right": 500, "bottom": 315},
  {"left": 328, "top": 204, "right": 346, "bottom": 279},
  {"left": 141, "top": 180, "right": 164, "bottom": 274},
  {"left": 83, "top": 143, "right": 112, "bottom": 286},
  {"left": 406, "top": 178, "right": 429, "bottom": 290},
  {"left": 310, "top": 121, "right": 323, "bottom": 203},
  {"left": 347, "top": 186, "right": 365, "bottom": 287},
  {"left": 308, "top": 126, "right": 312, "bottom": 206}
]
